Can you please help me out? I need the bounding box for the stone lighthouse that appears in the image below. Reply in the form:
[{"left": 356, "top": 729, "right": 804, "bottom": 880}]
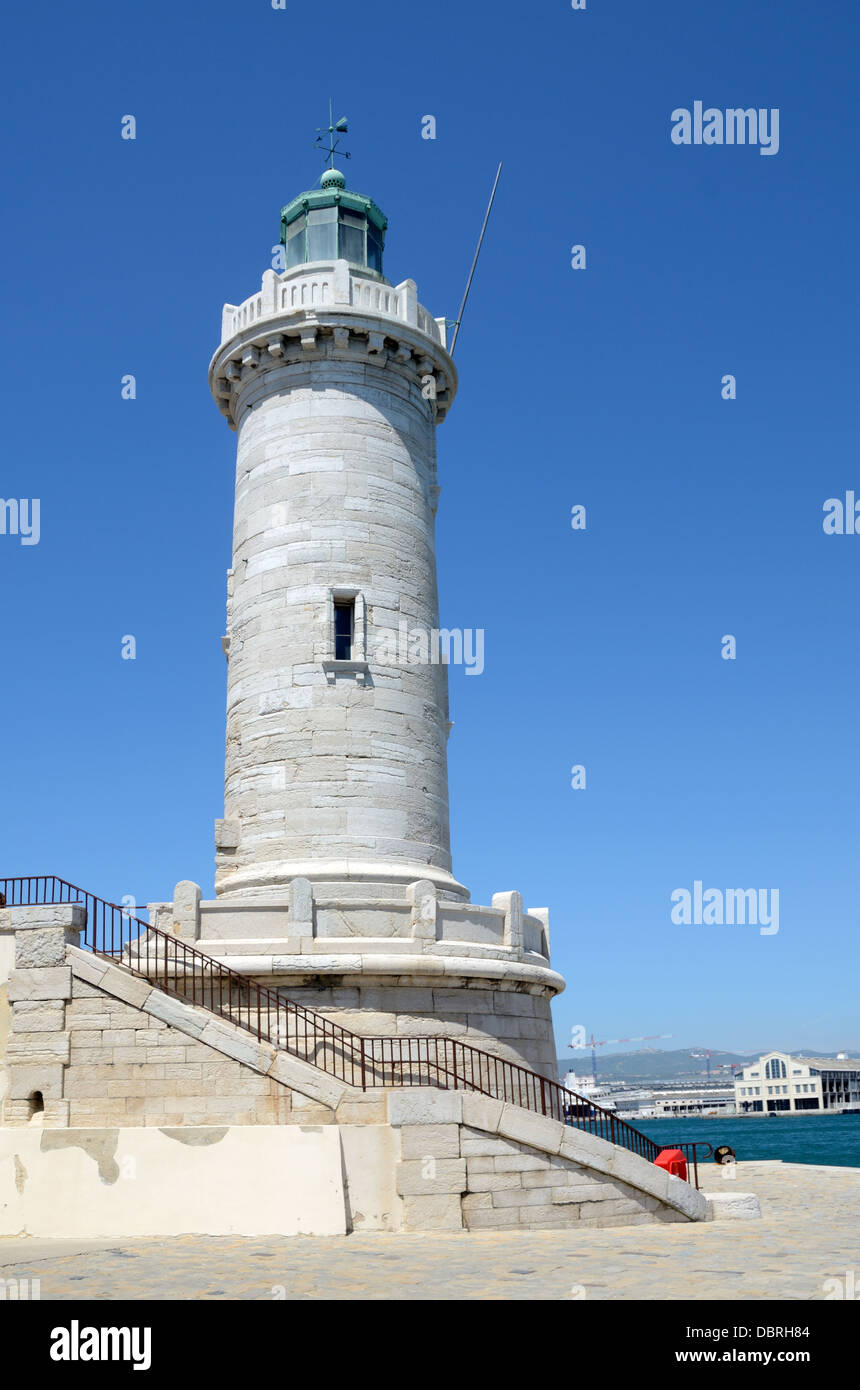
[{"left": 151, "top": 162, "right": 564, "bottom": 1077}]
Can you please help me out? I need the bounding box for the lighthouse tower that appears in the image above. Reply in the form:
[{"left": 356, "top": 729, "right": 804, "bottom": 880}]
[
  {"left": 213, "top": 167, "right": 457, "bottom": 900},
  {"left": 152, "top": 162, "right": 564, "bottom": 1077}
]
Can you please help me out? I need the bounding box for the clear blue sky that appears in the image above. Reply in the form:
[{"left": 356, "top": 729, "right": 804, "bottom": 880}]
[{"left": 2, "top": 0, "right": 858, "bottom": 1060}]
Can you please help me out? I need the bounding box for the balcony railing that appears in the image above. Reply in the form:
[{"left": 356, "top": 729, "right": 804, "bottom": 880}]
[{"left": 221, "top": 261, "right": 445, "bottom": 347}]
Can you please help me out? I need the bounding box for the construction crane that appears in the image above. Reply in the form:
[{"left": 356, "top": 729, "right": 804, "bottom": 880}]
[
  {"left": 570, "top": 1032, "right": 673, "bottom": 1084},
  {"left": 690, "top": 1049, "right": 714, "bottom": 1081},
  {"left": 690, "top": 1049, "right": 741, "bottom": 1082}
]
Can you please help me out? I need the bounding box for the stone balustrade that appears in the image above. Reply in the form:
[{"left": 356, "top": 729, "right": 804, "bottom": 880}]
[
  {"left": 221, "top": 261, "right": 445, "bottom": 348},
  {"left": 161, "top": 892, "right": 549, "bottom": 958}
]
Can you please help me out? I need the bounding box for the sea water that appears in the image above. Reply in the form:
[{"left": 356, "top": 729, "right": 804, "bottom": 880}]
[{"left": 637, "top": 1112, "right": 860, "bottom": 1169}]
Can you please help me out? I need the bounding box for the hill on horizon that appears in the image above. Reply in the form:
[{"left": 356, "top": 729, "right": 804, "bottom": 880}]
[{"left": 555, "top": 1046, "right": 860, "bottom": 1083}]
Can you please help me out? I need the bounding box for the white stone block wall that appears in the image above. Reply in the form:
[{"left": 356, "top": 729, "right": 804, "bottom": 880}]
[
  {"left": 217, "top": 346, "right": 455, "bottom": 896},
  {"left": 267, "top": 981, "right": 559, "bottom": 1077},
  {"left": 386, "top": 1091, "right": 707, "bottom": 1233},
  {"left": 0, "top": 915, "right": 342, "bottom": 1130},
  {"left": 58, "top": 976, "right": 296, "bottom": 1128},
  {"left": 455, "top": 1130, "right": 684, "bottom": 1231}
]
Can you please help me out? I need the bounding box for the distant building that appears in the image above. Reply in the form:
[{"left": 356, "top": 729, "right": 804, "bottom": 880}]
[
  {"left": 734, "top": 1051, "right": 860, "bottom": 1115},
  {"left": 648, "top": 1087, "right": 735, "bottom": 1118}
]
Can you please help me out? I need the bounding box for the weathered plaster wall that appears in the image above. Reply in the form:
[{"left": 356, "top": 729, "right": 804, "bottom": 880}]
[{"left": 0, "top": 1125, "right": 351, "bottom": 1237}]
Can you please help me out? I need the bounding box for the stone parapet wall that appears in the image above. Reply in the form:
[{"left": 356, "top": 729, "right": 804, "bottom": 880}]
[
  {"left": 182, "top": 892, "right": 549, "bottom": 955},
  {"left": 146, "top": 878, "right": 560, "bottom": 1076}
]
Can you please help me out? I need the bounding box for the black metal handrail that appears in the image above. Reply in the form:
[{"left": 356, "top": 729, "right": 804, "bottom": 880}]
[
  {"left": 0, "top": 875, "right": 704, "bottom": 1184},
  {"left": 673, "top": 1143, "right": 714, "bottom": 1189}
]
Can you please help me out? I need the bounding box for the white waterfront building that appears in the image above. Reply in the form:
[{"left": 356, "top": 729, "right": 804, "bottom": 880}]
[
  {"left": 734, "top": 1051, "right": 860, "bottom": 1115},
  {"left": 648, "top": 1088, "right": 735, "bottom": 1118}
]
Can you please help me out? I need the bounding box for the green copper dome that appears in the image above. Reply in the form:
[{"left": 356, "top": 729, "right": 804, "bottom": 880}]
[
  {"left": 320, "top": 168, "right": 346, "bottom": 191},
  {"left": 279, "top": 172, "right": 388, "bottom": 275}
]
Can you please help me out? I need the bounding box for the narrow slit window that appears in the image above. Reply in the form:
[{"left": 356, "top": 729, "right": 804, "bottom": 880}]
[{"left": 334, "top": 599, "right": 354, "bottom": 661}]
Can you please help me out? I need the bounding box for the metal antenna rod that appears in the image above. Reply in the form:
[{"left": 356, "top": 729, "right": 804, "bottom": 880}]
[{"left": 449, "top": 162, "right": 502, "bottom": 355}]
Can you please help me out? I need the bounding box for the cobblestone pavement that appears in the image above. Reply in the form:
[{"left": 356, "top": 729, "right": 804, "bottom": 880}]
[{"left": 0, "top": 1162, "right": 856, "bottom": 1300}]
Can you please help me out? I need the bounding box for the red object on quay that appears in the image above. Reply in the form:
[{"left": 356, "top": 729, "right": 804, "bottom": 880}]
[{"left": 654, "top": 1148, "right": 688, "bottom": 1181}]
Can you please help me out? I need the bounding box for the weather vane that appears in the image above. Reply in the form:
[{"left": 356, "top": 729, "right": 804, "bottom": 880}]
[{"left": 314, "top": 100, "right": 350, "bottom": 171}]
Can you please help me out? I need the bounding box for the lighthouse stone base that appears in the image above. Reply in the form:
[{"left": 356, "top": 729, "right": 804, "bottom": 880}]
[{"left": 148, "top": 876, "right": 564, "bottom": 1077}]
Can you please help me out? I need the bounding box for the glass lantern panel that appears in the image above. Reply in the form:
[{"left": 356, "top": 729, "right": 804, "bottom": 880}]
[
  {"left": 366, "top": 228, "right": 383, "bottom": 273},
  {"left": 285, "top": 215, "right": 305, "bottom": 268},
  {"left": 338, "top": 222, "right": 365, "bottom": 264},
  {"left": 307, "top": 217, "right": 337, "bottom": 260}
]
